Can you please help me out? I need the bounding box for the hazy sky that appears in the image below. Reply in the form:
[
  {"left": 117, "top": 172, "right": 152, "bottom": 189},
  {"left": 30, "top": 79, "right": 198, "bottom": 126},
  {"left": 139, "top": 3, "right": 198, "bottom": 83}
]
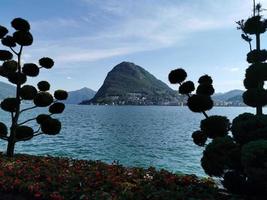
[{"left": 1, "top": 0, "right": 267, "bottom": 92}]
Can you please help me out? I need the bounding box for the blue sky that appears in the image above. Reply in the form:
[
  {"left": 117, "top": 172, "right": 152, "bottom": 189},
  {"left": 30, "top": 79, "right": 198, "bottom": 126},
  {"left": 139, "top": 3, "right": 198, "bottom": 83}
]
[{"left": 1, "top": 0, "right": 266, "bottom": 92}]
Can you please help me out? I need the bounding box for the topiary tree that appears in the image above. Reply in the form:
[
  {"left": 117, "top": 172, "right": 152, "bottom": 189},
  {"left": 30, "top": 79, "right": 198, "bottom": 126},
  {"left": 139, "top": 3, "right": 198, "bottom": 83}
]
[
  {"left": 169, "top": 1, "right": 267, "bottom": 197},
  {"left": 0, "top": 18, "right": 68, "bottom": 157}
]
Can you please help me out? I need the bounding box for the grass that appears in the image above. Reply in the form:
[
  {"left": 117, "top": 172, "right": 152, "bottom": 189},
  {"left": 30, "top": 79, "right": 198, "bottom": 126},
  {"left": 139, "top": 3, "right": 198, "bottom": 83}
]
[{"left": 0, "top": 153, "right": 242, "bottom": 200}]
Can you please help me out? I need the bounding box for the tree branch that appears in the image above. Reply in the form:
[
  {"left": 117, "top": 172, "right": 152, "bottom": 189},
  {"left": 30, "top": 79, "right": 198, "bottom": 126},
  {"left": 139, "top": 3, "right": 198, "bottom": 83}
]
[
  {"left": 0, "top": 136, "right": 8, "bottom": 141},
  {"left": 34, "top": 127, "right": 41, "bottom": 134},
  {"left": 33, "top": 132, "right": 44, "bottom": 137},
  {"left": 178, "top": 83, "right": 209, "bottom": 119},
  {"left": 9, "top": 47, "right": 18, "bottom": 55},
  {"left": 15, "top": 131, "right": 44, "bottom": 142},
  {"left": 18, "top": 117, "right": 37, "bottom": 126},
  {"left": 11, "top": 112, "right": 14, "bottom": 122},
  {"left": 20, "top": 105, "right": 37, "bottom": 114},
  {"left": 18, "top": 45, "right": 23, "bottom": 56}
]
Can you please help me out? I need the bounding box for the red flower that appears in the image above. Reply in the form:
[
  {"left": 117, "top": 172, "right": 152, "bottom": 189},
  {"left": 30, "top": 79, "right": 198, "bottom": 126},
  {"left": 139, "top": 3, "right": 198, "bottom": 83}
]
[
  {"left": 13, "top": 178, "right": 21, "bottom": 186},
  {"left": 34, "top": 191, "right": 42, "bottom": 198},
  {"left": 50, "top": 192, "right": 64, "bottom": 200},
  {"left": 46, "top": 176, "right": 52, "bottom": 182}
]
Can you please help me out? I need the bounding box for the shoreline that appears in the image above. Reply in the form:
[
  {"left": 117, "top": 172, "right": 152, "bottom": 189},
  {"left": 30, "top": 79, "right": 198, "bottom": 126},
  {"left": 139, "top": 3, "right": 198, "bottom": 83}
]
[{"left": 76, "top": 104, "right": 247, "bottom": 107}]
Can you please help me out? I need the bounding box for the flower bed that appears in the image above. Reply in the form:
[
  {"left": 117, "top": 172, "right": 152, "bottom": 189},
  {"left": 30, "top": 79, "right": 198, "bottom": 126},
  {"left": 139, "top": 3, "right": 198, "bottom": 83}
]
[{"left": 0, "top": 153, "right": 240, "bottom": 200}]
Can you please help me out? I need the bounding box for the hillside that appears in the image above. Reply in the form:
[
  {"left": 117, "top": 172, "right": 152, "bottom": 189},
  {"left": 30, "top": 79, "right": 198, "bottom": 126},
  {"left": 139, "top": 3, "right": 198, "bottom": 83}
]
[
  {"left": 64, "top": 87, "right": 96, "bottom": 104},
  {"left": 212, "top": 89, "right": 244, "bottom": 101},
  {"left": 0, "top": 81, "right": 16, "bottom": 100},
  {"left": 81, "top": 62, "right": 180, "bottom": 105},
  {"left": 213, "top": 89, "right": 244, "bottom": 106}
]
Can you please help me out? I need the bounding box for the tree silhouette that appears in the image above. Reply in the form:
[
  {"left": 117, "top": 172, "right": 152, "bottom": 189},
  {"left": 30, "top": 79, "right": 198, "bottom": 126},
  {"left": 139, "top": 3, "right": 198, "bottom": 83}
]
[
  {"left": 169, "top": 1, "right": 267, "bottom": 197},
  {"left": 0, "top": 18, "right": 68, "bottom": 157}
]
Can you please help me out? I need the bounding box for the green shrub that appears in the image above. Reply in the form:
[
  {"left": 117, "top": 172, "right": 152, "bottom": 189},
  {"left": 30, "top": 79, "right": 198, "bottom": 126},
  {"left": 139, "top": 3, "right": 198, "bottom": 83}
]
[{"left": 168, "top": 2, "right": 267, "bottom": 197}]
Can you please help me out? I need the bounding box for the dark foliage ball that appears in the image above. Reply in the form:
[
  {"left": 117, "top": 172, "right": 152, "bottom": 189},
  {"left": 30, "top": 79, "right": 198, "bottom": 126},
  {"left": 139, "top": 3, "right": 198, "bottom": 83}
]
[
  {"left": 0, "top": 98, "right": 19, "bottom": 112},
  {"left": 39, "top": 57, "right": 54, "bottom": 69},
  {"left": 0, "top": 50, "right": 13, "bottom": 61},
  {"left": 33, "top": 92, "right": 53, "bottom": 107},
  {"left": 22, "top": 63, "right": 39, "bottom": 77},
  {"left": 200, "top": 115, "right": 230, "bottom": 139},
  {"left": 11, "top": 18, "right": 30, "bottom": 31},
  {"left": 191, "top": 130, "right": 207, "bottom": 146},
  {"left": 13, "top": 31, "right": 33, "bottom": 46},
  {"left": 247, "top": 49, "right": 267, "bottom": 63},
  {"left": 8, "top": 72, "right": 27, "bottom": 85},
  {"left": 2, "top": 60, "right": 17, "bottom": 72},
  {"left": 245, "top": 63, "right": 267, "bottom": 81},
  {"left": 178, "top": 81, "right": 195, "bottom": 94},
  {"left": 243, "top": 78, "right": 263, "bottom": 89},
  {"left": 1, "top": 36, "right": 16, "bottom": 47},
  {"left": 0, "top": 61, "right": 17, "bottom": 78},
  {"left": 244, "top": 179, "right": 267, "bottom": 196},
  {"left": 168, "top": 68, "right": 187, "bottom": 84},
  {"left": 0, "top": 66, "right": 10, "bottom": 78},
  {"left": 241, "top": 140, "right": 267, "bottom": 188},
  {"left": 36, "top": 114, "right": 51, "bottom": 124},
  {"left": 54, "top": 90, "right": 68, "bottom": 100},
  {"left": 243, "top": 16, "right": 266, "bottom": 35},
  {"left": 223, "top": 171, "right": 246, "bottom": 194},
  {"left": 198, "top": 75, "right": 213, "bottom": 85},
  {"left": 0, "top": 122, "right": 8, "bottom": 137},
  {"left": 37, "top": 81, "right": 50, "bottom": 91},
  {"left": 196, "top": 84, "right": 215, "bottom": 96},
  {"left": 201, "top": 136, "right": 241, "bottom": 177},
  {"left": 242, "top": 88, "right": 267, "bottom": 107},
  {"left": 0, "top": 25, "right": 8, "bottom": 38},
  {"left": 232, "top": 113, "right": 267, "bottom": 144},
  {"left": 15, "top": 126, "right": 34, "bottom": 141},
  {"left": 41, "top": 118, "right": 61, "bottom": 135},
  {"left": 49, "top": 102, "right": 65, "bottom": 114},
  {"left": 20, "top": 85, "right": 37, "bottom": 100},
  {"left": 187, "top": 94, "right": 213, "bottom": 113}
]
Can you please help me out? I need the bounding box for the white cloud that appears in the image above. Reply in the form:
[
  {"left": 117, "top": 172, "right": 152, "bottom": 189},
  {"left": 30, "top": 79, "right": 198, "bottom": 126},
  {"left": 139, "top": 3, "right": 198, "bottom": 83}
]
[
  {"left": 27, "top": 0, "right": 267, "bottom": 64},
  {"left": 229, "top": 67, "right": 240, "bottom": 72},
  {"left": 222, "top": 67, "right": 241, "bottom": 72},
  {"left": 56, "top": 47, "right": 137, "bottom": 63},
  {"left": 31, "top": 18, "right": 81, "bottom": 31}
]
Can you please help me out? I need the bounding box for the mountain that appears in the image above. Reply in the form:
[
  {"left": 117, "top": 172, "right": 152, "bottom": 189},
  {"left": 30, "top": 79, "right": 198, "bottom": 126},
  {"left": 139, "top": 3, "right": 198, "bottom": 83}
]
[
  {"left": 213, "top": 90, "right": 244, "bottom": 102},
  {"left": 0, "top": 81, "right": 16, "bottom": 99},
  {"left": 227, "top": 95, "right": 243, "bottom": 102},
  {"left": 213, "top": 89, "right": 244, "bottom": 106},
  {"left": 81, "top": 62, "right": 180, "bottom": 105},
  {"left": 64, "top": 87, "right": 96, "bottom": 104}
]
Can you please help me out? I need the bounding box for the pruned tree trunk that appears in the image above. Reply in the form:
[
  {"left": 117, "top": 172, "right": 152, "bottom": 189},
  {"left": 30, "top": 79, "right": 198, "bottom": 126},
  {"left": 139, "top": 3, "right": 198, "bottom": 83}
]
[
  {"left": 256, "top": 33, "right": 263, "bottom": 116},
  {"left": 6, "top": 139, "right": 15, "bottom": 157}
]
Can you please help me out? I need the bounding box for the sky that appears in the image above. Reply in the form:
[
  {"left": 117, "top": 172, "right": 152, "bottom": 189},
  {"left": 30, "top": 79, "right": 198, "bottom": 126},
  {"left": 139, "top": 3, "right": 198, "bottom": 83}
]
[{"left": 1, "top": 0, "right": 267, "bottom": 93}]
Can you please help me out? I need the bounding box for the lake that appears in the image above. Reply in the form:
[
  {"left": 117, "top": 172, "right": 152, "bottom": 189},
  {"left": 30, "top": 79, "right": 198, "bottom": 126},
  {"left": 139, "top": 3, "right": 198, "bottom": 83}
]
[{"left": 0, "top": 105, "right": 255, "bottom": 177}]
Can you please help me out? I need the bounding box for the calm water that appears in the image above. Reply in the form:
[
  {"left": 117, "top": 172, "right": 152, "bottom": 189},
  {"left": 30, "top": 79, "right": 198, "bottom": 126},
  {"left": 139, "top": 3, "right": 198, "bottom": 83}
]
[{"left": 0, "top": 105, "right": 255, "bottom": 176}]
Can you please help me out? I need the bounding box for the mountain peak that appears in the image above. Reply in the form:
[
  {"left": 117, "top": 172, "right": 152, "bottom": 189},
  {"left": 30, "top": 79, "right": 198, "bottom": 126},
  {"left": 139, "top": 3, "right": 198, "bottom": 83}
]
[
  {"left": 64, "top": 87, "right": 96, "bottom": 104},
  {"left": 79, "top": 87, "right": 94, "bottom": 91},
  {"left": 116, "top": 61, "right": 136, "bottom": 67},
  {"left": 82, "top": 62, "right": 179, "bottom": 105},
  {"left": 112, "top": 61, "right": 141, "bottom": 72}
]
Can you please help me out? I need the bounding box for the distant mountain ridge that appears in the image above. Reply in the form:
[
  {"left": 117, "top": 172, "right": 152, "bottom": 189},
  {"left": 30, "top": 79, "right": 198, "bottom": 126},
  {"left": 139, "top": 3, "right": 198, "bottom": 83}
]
[
  {"left": 0, "top": 75, "right": 246, "bottom": 106},
  {"left": 65, "top": 87, "right": 96, "bottom": 104},
  {"left": 213, "top": 89, "right": 244, "bottom": 106},
  {"left": 0, "top": 81, "right": 15, "bottom": 99},
  {"left": 213, "top": 89, "right": 244, "bottom": 102},
  {"left": 81, "top": 62, "right": 180, "bottom": 105}
]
